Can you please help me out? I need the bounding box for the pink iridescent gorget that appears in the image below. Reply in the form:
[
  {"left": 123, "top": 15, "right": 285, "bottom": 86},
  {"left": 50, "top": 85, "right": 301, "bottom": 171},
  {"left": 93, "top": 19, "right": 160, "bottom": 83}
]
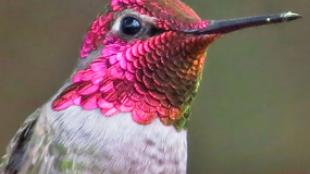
[{"left": 52, "top": 0, "right": 216, "bottom": 127}]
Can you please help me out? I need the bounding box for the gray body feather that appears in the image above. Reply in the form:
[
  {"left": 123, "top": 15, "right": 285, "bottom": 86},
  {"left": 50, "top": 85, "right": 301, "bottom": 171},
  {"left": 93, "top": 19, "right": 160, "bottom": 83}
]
[{"left": 1, "top": 101, "right": 187, "bottom": 174}]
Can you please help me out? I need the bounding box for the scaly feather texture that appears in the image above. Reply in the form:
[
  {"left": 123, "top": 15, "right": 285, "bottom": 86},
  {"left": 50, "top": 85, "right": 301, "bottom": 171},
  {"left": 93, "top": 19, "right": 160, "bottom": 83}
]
[{"left": 53, "top": 0, "right": 214, "bottom": 127}]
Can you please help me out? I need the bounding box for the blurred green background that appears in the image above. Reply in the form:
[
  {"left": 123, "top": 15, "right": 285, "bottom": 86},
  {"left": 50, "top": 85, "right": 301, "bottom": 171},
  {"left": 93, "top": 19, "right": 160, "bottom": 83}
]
[{"left": 0, "top": 0, "right": 309, "bottom": 174}]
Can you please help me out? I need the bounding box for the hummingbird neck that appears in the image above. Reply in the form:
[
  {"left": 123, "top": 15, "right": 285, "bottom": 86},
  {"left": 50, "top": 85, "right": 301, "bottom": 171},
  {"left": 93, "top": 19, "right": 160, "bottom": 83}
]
[
  {"left": 51, "top": 0, "right": 218, "bottom": 128},
  {"left": 52, "top": 32, "right": 212, "bottom": 129}
]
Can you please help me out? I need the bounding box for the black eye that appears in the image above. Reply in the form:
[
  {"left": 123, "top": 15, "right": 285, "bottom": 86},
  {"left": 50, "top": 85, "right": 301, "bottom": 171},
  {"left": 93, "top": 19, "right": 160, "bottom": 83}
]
[{"left": 121, "top": 16, "right": 142, "bottom": 36}]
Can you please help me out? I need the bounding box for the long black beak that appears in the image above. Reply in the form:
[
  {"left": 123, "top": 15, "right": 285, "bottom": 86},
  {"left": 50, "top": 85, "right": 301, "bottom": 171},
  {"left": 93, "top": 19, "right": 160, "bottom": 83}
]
[{"left": 185, "top": 11, "right": 301, "bottom": 35}]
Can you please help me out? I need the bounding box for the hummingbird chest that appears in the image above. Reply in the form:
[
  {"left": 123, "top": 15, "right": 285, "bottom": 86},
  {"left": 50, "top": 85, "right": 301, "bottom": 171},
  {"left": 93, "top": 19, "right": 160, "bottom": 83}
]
[{"left": 24, "top": 103, "right": 188, "bottom": 174}]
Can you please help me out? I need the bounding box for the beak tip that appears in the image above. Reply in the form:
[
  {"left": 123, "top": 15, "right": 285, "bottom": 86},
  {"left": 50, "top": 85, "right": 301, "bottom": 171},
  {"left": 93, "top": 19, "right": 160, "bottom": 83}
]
[{"left": 282, "top": 11, "right": 302, "bottom": 21}]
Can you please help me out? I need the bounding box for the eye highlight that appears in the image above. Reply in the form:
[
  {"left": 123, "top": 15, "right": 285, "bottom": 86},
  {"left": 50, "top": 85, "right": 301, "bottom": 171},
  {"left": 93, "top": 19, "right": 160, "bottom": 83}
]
[{"left": 121, "top": 16, "right": 142, "bottom": 36}]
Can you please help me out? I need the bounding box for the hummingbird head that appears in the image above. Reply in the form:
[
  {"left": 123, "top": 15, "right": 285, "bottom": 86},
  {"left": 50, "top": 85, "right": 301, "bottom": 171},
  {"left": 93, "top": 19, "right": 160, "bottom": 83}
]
[{"left": 53, "top": 0, "right": 300, "bottom": 128}]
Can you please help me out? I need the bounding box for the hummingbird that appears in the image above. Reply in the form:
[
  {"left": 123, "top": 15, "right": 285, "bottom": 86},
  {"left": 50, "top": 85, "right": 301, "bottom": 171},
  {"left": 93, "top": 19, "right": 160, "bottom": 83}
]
[{"left": 0, "top": 0, "right": 300, "bottom": 174}]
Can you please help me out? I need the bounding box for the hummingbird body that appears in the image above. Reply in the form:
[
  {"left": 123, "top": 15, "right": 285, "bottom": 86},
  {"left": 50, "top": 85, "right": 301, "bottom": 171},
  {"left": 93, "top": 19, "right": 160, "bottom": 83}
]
[
  {"left": 0, "top": 0, "right": 300, "bottom": 173},
  {"left": 2, "top": 103, "right": 186, "bottom": 174},
  {"left": 1, "top": 51, "right": 188, "bottom": 174},
  {"left": 1, "top": 50, "right": 188, "bottom": 174}
]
